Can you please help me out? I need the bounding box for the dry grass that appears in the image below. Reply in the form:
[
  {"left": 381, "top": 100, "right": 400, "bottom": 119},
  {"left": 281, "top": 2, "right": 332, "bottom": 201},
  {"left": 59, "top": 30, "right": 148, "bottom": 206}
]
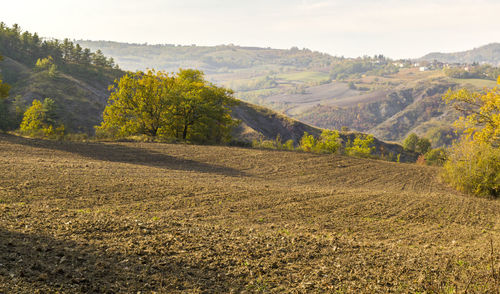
[{"left": 0, "top": 134, "right": 499, "bottom": 293}]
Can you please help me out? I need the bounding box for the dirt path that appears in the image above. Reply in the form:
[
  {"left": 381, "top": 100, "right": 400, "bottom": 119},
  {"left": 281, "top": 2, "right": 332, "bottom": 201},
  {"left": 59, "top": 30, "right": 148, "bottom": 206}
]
[{"left": 0, "top": 134, "right": 498, "bottom": 293}]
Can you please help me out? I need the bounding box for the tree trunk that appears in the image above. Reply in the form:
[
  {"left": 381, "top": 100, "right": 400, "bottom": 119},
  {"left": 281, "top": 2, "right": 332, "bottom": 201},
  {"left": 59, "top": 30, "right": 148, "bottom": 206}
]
[{"left": 182, "top": 124, "right": 188, "bottom": 140}]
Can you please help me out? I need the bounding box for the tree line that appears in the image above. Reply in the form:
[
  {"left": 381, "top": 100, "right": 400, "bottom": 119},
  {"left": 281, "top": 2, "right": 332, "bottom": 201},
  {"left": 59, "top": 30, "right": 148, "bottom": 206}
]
[{"left": 0, "top": 23, "right": 117, "bottom": 69}]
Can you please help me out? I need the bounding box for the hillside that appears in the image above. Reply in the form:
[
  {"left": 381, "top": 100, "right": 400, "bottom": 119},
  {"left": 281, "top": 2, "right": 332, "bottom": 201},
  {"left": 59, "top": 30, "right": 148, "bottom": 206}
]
[
  {"left": 232, "top": 101, "right": 418, "bottom": 162},
  {"left": 420, "top": 43, "right": 500, "bottom": 65},
  {"left": 0, "top": 25, "right": 320, "bottom": 141},
  {"left": 76, "top": 40, "right": 480, "bottom": 145},
  {"left": 75, "top": 40, "right": 336, "bottom": 74},
  {"left": 1, "top": 25, "right": 420, "bottom": 157},
  {"left": 1, "top": 134, "right": 498, "bottom": 292},
  {"left": 0, "top": 24, "right": 123, "bottom": 133},
  {"left": 1, "top": 56, "right": 118, "bottom": 133}
]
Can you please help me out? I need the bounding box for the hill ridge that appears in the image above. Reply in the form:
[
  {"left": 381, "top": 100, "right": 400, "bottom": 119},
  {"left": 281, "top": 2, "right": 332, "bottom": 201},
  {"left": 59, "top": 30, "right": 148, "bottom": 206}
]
[{"left": 420, "top": 42, "right": 500, "bottom": 65}]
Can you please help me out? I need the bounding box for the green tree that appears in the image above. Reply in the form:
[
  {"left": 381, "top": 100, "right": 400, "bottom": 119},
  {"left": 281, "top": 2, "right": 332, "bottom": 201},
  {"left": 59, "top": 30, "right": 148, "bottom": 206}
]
[
  {"left": 403, "top": 133, "right": 418, "bottom": 151},
  {"left": 315, "top": 130, "right": 341, "bottom": 153},
  {"left": 20, "top": 98, "right": 64, "bottom": 138},
  {"left": 92, "top": 49, "right": 108, "bottom": 67},
  {"left": 0, "top": 55, "right": 11, "bottom": 131},
  {"left": 12, "top": 95, "right": 26, "bottom": 127},
  {"left": 97, "top": 69, "right": 238, "bottom": 143},
  {"left": 416, "top": 137, "right": 431, "bottom": 154},
  {"left": 299, "top": 132, "right": 316, "bottom": 152},
  {"left": 424, "top": 148, "right": 447, "bottom": 166},
  {"left": 345, "top": 134, "right": 375, "bottom": 157}
]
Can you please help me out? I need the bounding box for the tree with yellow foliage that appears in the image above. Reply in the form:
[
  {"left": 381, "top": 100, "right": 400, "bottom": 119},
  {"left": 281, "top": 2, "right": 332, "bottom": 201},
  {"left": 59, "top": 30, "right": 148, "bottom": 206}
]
[
  {"left": 444, "top": 77, "right": 500, "bottom": 146},
  {"left": 442, "top": 76, "right": 500, "bottom": 197},
  {"left": 96, "top": 69, "right": 238, "bottom": 144},
  {"left": 20, "top": 98, "right": 65, "bottom": 138}
]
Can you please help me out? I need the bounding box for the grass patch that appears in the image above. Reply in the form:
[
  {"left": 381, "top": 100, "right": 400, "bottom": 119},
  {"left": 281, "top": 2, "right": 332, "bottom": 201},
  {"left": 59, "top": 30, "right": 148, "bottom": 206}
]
[{"left": 277, "top": 71, "right": 329, "bottom": 82}]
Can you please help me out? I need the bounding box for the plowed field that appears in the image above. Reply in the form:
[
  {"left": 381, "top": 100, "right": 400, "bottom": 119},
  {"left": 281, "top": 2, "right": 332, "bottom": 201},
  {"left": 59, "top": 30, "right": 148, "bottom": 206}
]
[{"left": 0, "top": 134, "right": 499, "bottom": 293}]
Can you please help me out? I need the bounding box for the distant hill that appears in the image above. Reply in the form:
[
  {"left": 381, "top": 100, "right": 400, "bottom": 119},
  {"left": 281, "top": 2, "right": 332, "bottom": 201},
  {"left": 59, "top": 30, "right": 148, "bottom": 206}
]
[
  {"left": 420, "top": 43, "right": 500, "bottom": 65},
  {"left": 0, "top": 25, "right": 323, "bottom": 140},
  {"left": 1, "top": 50, "right": 321, "bottom": 142},
  {"left": 76, "top": 40, "right": 337, "bottom": 74},
  {"left": 6, "top": 27, "right": 493, "bottom": 153},
  {"left": 78, "top": 40, "right": 462, "bottom": 144}
]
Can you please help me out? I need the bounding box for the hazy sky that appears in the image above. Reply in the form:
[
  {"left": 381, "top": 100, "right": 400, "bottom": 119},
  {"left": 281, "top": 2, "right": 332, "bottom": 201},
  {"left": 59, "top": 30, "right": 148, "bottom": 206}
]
[{"left": 2, "top": 0, "right": 499, "bottom": 59}]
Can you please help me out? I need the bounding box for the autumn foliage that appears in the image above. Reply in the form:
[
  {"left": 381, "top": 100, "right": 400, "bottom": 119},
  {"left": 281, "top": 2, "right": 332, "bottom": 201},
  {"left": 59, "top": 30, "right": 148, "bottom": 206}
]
[
  {"left": 96, "top": 69, "right": 238, "bottom": 144},
  {"left": 442, "top": 76, "right": 500, "bottom": 197}
]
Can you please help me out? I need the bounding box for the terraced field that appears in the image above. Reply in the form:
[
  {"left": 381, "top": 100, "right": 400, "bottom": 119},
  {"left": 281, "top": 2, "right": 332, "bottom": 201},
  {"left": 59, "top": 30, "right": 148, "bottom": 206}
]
[{"left": 0, "top": 134, "right": 499, "bottom": 293}]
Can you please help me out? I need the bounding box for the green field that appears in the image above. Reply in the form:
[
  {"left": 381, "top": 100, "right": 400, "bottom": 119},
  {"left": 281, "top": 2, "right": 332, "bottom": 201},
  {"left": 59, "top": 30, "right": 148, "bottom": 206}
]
[{"left": 451, "top": 78, "right": 498, "bottom": 89}]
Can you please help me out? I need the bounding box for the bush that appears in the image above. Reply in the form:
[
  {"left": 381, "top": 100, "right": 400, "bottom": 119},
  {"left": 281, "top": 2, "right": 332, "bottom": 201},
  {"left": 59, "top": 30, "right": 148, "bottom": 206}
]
[
  {"left": 442, "top": 140, "right": 499, "bottom": 197},
  {"left": 252, "top": 135, "right": 295, "bottom": 151},
  {"left": 416, "top": 138, "right": 431, "bottom": 154},
  {"left": 299, "top": 132, "right": 316, "bottom": 152},
  {"left": 424, "top": 148, "right": 448, "bottom": 166},
  {"left": 20, "top": 98, "right": 65, "bottom": 139},
  {"left": 345, "top": 134, "right": 375, "bottom": 158},
  {"left": 315, "top": 130, "right": 341, "bottom": 153},
  {"left": 283, "top": 139, "right": 294, "bottom": 151},
  {"left": 299, "top": 130, "right": 341, "bottom": 154}
]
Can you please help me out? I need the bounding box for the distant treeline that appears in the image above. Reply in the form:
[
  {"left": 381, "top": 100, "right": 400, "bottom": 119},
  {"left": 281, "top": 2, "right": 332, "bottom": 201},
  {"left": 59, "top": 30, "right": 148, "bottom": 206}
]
[
  {"left": 329, "top": 55, "right": 400, "bottom": 80},
  {"left": 443, "top": 64, "right": 500, "bottom": 81},
  {"left": 0, "top": 23, "right": 118, "bottom": 73}
]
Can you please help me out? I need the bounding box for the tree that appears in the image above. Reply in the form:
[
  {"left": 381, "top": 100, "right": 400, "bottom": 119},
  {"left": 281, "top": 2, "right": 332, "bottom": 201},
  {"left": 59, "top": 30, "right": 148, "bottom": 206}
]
[
  {"left": 20, "top": 98, "right": 64, "bottom": 138},
  {"left": 416, "top": 137, "right": 431, "bottom": 154},
  {"left": 97, "top": 69, "right": 238, "bottom": 143},
  {"left": 81, "top": 48, "right": 92, "bottom": 65},
  {"left": 444, "top": 78, "right": 500, "bottom": 146},
  {"left": 92, "top": 50, "right": 108, "bottom": 67},
  {"left": 345, "top": 134, "right": 375, "bottom": 158},
  {"left": 35, "top": 56, "right": 54, "bottom": 70},
  {"left": 443, "top": 140, "right": 499, "bottom": 197},
  {"left": 20, "top": 99, "right": 45, "bottom": 133},
  {"left": 442, "top": 76, "right": 500, "bottom": 197},
  {"left": 316, "top": 130, "right": 341, "bottom": 153},
  {"left": 403, "top": 133, "right": 419, "bottom": 151},
  {"left": 424, "top": 148, "right": 447, "bottom": 166},
  {"left": 0, "top": 55, "right": 11, "bottom": 131},
  {"left": 299, "top": 132, "right": 316, "bottom": 152}
]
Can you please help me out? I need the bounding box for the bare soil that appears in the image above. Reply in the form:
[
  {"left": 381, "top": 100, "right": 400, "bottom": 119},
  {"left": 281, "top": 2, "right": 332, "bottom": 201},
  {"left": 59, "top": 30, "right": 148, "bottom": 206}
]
[{"left": 0, "top": 134, "right": 499, "bottom": 293}]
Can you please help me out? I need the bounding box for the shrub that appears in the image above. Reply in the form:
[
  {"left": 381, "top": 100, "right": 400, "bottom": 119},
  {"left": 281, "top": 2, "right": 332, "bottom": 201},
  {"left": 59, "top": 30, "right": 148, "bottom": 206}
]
[
  {"left": 424, "top": 148, "right": 448, "bottom": 166},
  {"left": 299, "top": 130, "right": 341, "bottom": 154},
  {"left": 315, "top": 130, "right": 341, "bottom": 153},
  {"left": 283, "top": 139, "right": 294, "bottom": 151},
  {"left": 299, "top": 132, "right": 316, "bottom": 152},
  {"left": 441, "top": 75, "right": 500, "bottom": 197},
  {"left": 252, "top": 135, "right": 295, "bottom": 151},
  {"left": 416, "top": 138, "right": 431, "bottom": 154},
  {"left": 442, "top": 140, "right": 499, "bottom": 197},
  {"left": 345, "top": 134, "right": 375, "bottom": 158},
  {"left": 416, "top": 154, "right": 426, "bottom": 165}
]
